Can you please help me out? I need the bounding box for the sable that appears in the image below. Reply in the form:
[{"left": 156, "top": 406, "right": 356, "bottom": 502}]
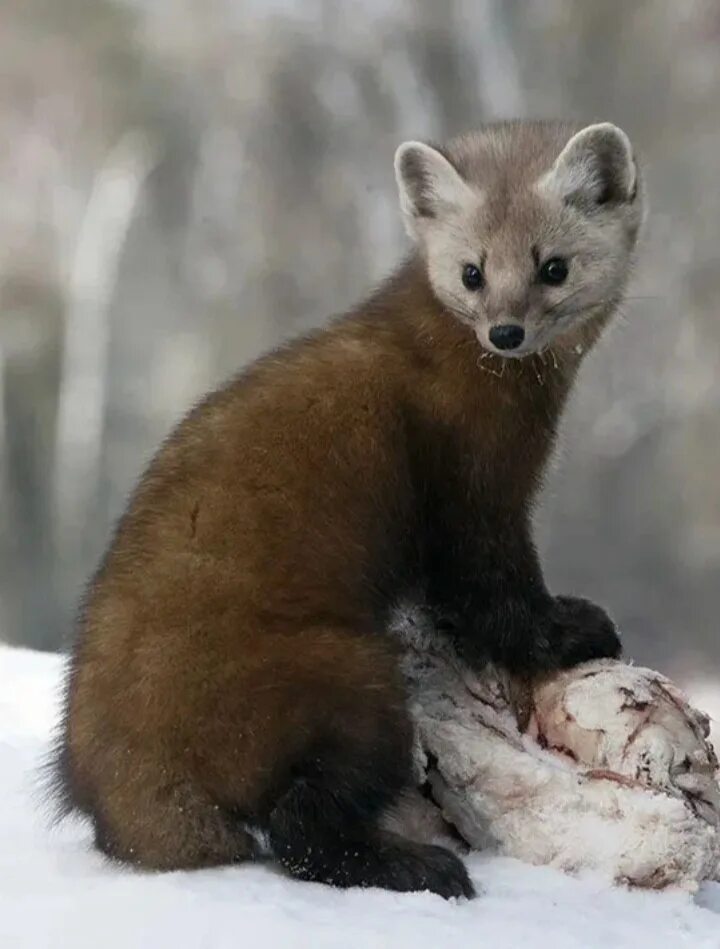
[{"left": 51, "top": 120, "right": 644, "bottom": 899}]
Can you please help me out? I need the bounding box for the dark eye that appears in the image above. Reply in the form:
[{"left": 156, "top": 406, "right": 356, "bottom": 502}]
[
  {"left": 462, "top": 263, "right": 484, "bottom": 291},
  {"left": 539, "top": 257, "right": 569, "bottom": 286}
]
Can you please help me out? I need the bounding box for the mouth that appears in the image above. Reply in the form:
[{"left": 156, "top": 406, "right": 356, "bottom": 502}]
[{"left": 484, "top": 347, "right": 528, "bottom": 360}]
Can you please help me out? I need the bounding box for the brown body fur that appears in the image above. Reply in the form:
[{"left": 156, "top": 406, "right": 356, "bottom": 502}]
[
  {"left": 60, "top": 263, "right": 588, "bottom": 861},
  {"left": 55, "top": 121, "right": 642, "bottom": 897}
]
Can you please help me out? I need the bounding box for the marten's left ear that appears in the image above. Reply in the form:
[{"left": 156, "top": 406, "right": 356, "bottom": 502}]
[
  {"left": 394, "top": 141, "right": 475, "bottom": 239},
  {"left": 542, "top": 123, "right": 638, "bottom": 209}
]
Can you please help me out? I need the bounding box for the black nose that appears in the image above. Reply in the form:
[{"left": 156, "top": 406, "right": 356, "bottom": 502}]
[{"left": 488, "top": 324, "right": 525, "bottom": 351}]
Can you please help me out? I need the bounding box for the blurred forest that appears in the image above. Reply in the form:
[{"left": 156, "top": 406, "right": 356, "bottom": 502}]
[{"left": 1, "top": 0, "right": 719, "bottom": 695}]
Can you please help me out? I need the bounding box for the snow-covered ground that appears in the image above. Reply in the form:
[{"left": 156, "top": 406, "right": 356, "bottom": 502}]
[{"left": 1, "top": 645, "right": 718, "bottom": 949}]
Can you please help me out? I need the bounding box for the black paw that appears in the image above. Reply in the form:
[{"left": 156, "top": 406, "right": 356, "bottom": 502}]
[
  {"left": 376, "top": 840, "right": 476, "bottom": 900},
  {"left": 544, "top": 595, "right": 621, "bottom": 669},
  {"left": 469, "top": 594, "right": 621, "bottom": 677},
  {"left": 276, "top": 832, "right": 476, "bottom": 900}
]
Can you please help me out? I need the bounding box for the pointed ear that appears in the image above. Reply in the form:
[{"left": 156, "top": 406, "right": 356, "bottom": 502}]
[
  {"left": 394, "top": 141, "right": 475, "bottom": 238},
  {"left": 542, "top": 123, "right": 638, "bottom": 209}
]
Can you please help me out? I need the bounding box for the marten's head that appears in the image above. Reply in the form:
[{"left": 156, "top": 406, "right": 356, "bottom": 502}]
[{"left": 395, "top": 121, "right": 645, "bottom": 357}]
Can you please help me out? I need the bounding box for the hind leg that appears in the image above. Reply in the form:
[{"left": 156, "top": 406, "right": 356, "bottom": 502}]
[
  {"left": 260, "top": 634, "right": 474, "bottom": 899},
  {"left": 87, "top": 758, "right": 256, "bottom": 870},
  {"left": 268, "top": 780, "right": 474, "bottom": 898},
  {"left": 64, "top": 615, "right": 473, "bottom": 896}
]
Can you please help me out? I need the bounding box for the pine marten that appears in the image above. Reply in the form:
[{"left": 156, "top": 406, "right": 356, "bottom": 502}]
[{"left": 52, "top": 121, "right": 644, "bottom": 899}]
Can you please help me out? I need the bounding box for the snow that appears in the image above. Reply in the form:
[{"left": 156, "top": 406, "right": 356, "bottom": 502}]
[{"left": 1, "top": 645, "right": 719, "bottom": 949}]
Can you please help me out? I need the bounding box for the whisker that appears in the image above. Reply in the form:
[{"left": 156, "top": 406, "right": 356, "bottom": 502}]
[
  {"left": 614, "top": 308, "right": 630, "bottom": 327},
  {"left": 545, "top": 286, "right": 591, "bottom": 316},
  {"left": 476, "top": 355, "right": 504, "bottom": 377},
  {"left": 536, "top": 339, "right": 562, "bottom": 370},
  {"left": 440, "top": 289, "right": 476, "bottom": 320},
  {"left": 545, "top": 289, "right": 651, "bottom": 320},
  {"left": 531, "top": 355, "right": 545, "bottom": 386}
]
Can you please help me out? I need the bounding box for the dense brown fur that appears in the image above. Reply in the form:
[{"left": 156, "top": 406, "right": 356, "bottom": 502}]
[{"left": 54, "top": 121, "right": 643, "bottom": 898}]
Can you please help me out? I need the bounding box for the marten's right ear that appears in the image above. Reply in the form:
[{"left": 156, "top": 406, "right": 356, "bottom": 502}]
[{"left": 394, "top": 141, "right": 474, "bottom": 239}]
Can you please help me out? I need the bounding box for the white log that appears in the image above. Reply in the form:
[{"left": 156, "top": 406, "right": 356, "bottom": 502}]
[{"left": 393, "top": 617, "right": 720, "bottom": 891}]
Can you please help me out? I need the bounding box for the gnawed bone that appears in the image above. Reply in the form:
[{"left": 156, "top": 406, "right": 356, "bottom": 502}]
[{"left": 390, "top": 622, "right": 720, "bottom": 890}]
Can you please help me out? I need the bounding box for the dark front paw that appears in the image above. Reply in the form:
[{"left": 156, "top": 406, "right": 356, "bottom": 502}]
[
  {"left": 543, "top": 595, "right": 621, "bottom": 670},
  {"left": 456, "top": 593, "right": 621, "bottom": 678}
]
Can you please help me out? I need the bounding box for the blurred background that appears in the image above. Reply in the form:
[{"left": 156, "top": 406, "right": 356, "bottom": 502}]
[{"left": 1, "top": 0, "right": 719, "bottom": 707}]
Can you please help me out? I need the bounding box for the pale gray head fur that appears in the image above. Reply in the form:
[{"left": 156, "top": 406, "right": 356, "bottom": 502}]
[{"left": 395, "top": 120, "right": 645, "bottom": 357}]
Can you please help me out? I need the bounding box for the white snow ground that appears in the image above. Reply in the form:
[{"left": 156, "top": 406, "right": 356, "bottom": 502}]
[{"left": 1, "top": 645, "right": 719, "bottom": 949}]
